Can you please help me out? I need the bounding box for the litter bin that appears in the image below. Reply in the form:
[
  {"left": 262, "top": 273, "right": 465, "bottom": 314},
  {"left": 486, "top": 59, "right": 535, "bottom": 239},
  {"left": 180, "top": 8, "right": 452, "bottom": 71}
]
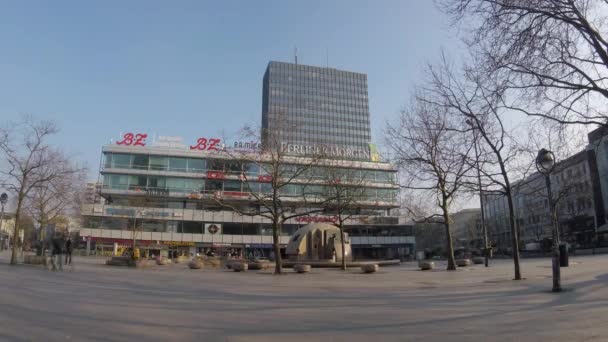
[{"left": 559, "top": 243, "right": 569, "bottom": 267}]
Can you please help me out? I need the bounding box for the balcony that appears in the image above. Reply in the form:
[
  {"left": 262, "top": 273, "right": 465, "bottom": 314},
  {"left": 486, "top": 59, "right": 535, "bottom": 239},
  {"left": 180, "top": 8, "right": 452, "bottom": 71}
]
[{"left": 75, "top": 228, "right": 414, "bottom": 246}]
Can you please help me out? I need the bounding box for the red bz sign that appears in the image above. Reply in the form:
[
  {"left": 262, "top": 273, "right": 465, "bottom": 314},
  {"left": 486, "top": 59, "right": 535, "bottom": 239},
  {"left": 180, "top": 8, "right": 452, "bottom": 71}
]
[
  {"left": 190, "top": 138, "right": 221, "bottom": 151},
  {"left": 116, "top": 133, "right": 147, "bottom": 146}
]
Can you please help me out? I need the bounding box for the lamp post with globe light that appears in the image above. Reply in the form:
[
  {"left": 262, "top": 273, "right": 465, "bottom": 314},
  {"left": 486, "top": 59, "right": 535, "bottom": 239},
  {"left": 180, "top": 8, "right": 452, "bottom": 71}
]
[{"left": 536, "top": 148, "right": 561, "bottom": 292}]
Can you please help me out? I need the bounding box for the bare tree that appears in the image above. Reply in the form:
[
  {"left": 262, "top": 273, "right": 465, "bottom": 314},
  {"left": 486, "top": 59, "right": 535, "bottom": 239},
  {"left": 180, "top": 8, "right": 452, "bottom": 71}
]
[
  {"left": 25, "top": 159, "right": 86, "bottom": 253},
  {"left": 423, "top": 59, "right": 527, "bottom": 279},
  {"left": 215, "top": 125, "right": 325, "bottom": 274},
  {"left": 386, "top": 97, "right": 473, "bottom": 270},
  {"left": 321, "top": 163, "right": 369, "bottom": 270},
  {"left": 0, "top": 117, "right": 81, "bottom": 265},
  {"left": 442, "top": 0, "right": 608, "bottom": 127}
]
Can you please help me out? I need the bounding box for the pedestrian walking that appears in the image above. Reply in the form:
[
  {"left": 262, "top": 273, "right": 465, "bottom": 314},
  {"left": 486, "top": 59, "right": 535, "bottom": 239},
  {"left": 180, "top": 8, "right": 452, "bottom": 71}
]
[
  {"left": 51, "top": 234, "right": 64, "bottom": 271},
  {"left": 65, "top": 237, "right": 73, "bottom": 265}
]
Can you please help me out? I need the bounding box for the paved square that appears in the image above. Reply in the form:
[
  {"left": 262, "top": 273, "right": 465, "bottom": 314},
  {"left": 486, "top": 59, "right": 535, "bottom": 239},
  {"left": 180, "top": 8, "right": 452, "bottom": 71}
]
[{"left": 1, "top": 252, "right": 607, "bottom": 341}]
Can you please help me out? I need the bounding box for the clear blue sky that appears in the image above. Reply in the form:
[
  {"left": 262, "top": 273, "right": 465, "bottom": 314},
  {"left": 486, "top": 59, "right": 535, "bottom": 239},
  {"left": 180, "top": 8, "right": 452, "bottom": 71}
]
[{"left": 0, "top": 0, "right": 462, "bottom": 180}]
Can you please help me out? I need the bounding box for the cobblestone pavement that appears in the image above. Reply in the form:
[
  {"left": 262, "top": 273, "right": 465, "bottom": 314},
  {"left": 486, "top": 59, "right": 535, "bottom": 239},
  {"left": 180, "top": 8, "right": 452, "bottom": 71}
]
[{"left": 1, "top": 252, "right": 607, "bottom": 342}]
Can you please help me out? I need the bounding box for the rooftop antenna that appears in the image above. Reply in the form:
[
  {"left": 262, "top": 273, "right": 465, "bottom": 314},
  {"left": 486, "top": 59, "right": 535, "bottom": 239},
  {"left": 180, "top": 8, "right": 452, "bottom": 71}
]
[
  {"left": 326, "top": 46, "right": 329, "bottom": 68},
  {"left": 294, "top": 47, "right": 298, "bottom": 65}
]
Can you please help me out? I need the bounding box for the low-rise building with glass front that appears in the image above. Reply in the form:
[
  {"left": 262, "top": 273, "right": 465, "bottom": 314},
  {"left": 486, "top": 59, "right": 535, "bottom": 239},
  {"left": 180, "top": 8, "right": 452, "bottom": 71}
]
[{"left": 79, "top": 136, "right": 414, "bottom": 259}]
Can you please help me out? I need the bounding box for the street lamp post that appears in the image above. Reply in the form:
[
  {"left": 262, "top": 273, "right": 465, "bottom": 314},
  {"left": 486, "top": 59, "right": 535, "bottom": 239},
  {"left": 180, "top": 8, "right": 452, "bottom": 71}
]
[
  {"left": 0, "top": 193, "right": 8, "bottom": 251},
  {"left": 536, "top": 148, "right": 561, "bottom": 292},
  {"left": 466, "top": 120, "right": 490, "bottom": 267}
]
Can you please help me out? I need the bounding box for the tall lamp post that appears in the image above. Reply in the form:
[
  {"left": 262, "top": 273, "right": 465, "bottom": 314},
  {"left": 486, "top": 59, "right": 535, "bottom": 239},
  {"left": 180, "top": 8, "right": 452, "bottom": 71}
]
[
  {"left": 466, "top": 119, "right": 490, "bottom": 267},
  {"left": 536, "top": 148, "right": 561, "bottom": 292},
  {"left": 0, "top": 193, "right": 8, "bottom": 251}
]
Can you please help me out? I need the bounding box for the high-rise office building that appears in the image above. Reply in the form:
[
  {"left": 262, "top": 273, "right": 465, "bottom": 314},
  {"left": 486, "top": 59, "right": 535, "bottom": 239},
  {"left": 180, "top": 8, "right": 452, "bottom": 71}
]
[{"left": 262, "top": 61, "right": 372, "bottom": 160}]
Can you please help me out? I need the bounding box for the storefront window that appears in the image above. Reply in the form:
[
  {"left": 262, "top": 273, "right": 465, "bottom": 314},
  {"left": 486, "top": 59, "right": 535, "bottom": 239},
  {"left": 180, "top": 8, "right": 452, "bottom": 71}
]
[
  {"left": 148, "top": 176, "right": 166, "bottom": 189},
  {"left": 243, "top": 163, "right": 259, "bottom": 177},
  {"left": 375, "top": 171, "right": 395, "bottom": 184},
  {"left": 104, "top": 154, "right": 112, "bottom": 169},
  {"left": 303, "top": 185, "right": 323, "bottom": 196},
  {"left": 141, "top": 219, "right": 165, "bottom": 232},
  {"left": 206, "top": 180, "right": 223, "bottom": 191},
  {"left": 281, "top": 184, "right": 300, "bottom": 196},
  {"left": 112, "top": 154, "right": 131, "bottom": 169},
  {"left": 166, "top": 178, "right": 186, "bottom": 191},
  {"left": 222, "top": 223, "right": 242, "bottom": 235},
  {"left": 208, "top": 159, "right": 224, "bottom": 171},
  {"left": 363, "top": 188, "right": 377, "bottom": 200},
  {"left": 184, "top": 179, "right": 204, "bottom": 192},
  {"left": 243, "top": 182, "right": 260, "bottom": 193},
  {"left": 128, "top": 175, "right": 147, "bottom": 190},
  {"left": 169, "top": 157, "right": 188, "bottom": 172},
  {"left": 150, "top": 156, "right": 168, "bottom": 171},
  {"left": 224, "top": 180, "right": 242, "bottom": 192},
  {"left": 110, "top": 175, "right": 129, "bottom": 189},
  {"left": 132, "top": 155, "right": 149, "bottom": 170},
  {"left": 362, "top": 170, "right": 376, "bottom": 181},
  {"left": 225, "top": 161, "right": 242, "bottom": 175},
  {"left": 187, "top": 159, "right": 206, "bottom": 173},
  {"left": 179, "top": 221, "right": 203, "bottom": 233},
  {"left": 260, "top": 182, "right": 272, "bottom": 194}
]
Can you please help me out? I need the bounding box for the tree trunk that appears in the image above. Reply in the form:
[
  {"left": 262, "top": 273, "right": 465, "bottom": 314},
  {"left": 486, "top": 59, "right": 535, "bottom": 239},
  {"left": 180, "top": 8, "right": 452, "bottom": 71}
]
[
  {"left": 132, "top": 215, "right": 137, "bottom": 260},
  {"left": 272, "top": 220, "right": 282, "bottom": 274},
  {"left": 505, "top": 186, "right": 522, "bottom": 280},
  {"left": 10, "top": 193, "right": 24, "bottom": 265},
  {"left": 39, "top": 217, "right": 46, "bottom": 256},
  {"left": 339, "top": 221, "right": 346, "bottom": 271},
  {"left": 442, "top": 198, "right": 456, "bottom": 271},
  {"left": 445, "top": 223, "right": 456, "bottom": 271}
]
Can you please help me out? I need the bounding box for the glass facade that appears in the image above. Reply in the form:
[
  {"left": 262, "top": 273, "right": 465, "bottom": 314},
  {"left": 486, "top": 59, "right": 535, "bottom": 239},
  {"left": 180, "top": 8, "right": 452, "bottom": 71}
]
[
  {"left": 101, "top": 152, "right": 398, "bottom": 202},
  {"left": 262, "top": 61, "right": 371, "bottom": 152}
]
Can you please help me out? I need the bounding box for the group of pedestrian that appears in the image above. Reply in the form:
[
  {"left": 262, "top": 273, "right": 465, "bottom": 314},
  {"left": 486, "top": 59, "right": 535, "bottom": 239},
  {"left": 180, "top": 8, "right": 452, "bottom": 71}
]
[{"left": 50, "top": 233, "right": 73, "bottom": 271}]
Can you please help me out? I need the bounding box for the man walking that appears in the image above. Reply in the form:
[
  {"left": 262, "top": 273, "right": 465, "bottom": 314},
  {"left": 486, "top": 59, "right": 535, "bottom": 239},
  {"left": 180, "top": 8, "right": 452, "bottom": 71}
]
[
  {"left": 65, "top": 236, "right": 73, "bottom": 265},
  {"left": 51, "top": 234, "right": 64, "bottom": 271}
]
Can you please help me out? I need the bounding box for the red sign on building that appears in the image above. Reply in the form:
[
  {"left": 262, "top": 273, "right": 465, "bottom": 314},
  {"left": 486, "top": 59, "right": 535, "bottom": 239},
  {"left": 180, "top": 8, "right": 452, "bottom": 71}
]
[
  {"left": 116, "top": 133, "right": 148, "bottom": 146},
  {"left": 295, "top": 216, "right": 338, "bottom": 223},
  {"left": 258, "top": 175, "right": 272, "bottom": 183},
  {"left": 190, "top": 137, "right": 221, "bottom": 151},
  {"left": 207, "top": 171, "right": 225, "bottom": 179}
]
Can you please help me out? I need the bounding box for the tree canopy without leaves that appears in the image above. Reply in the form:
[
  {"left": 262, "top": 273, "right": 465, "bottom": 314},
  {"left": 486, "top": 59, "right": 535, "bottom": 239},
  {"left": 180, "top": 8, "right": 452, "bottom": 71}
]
[
  {"left": 0, "top": 117, "right": 83, "bottom": 264},
  {"left": 442, "top": 0, "right": 608, "bottom": 126},
  {"left": 215, "top": 125, "right": 326, "bottom": 274},
  {"left": 421, "top": 58, "right": 526, "bottom": 279},
  {"left": 321, "top": 162, "right": 369, "bottom": 270},
  {"left": 25, "top": 156, "right": 86, "bottom": 246},
  {"left": 386, "top": 97, "right": 474, "bottom": 270}
]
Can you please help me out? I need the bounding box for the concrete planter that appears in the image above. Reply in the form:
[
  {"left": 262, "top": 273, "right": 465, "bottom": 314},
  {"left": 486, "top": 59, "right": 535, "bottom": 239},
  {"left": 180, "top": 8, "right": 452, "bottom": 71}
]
[
  {"left": 106, "top": 256, "right": 132, "bottom": 267},
  {"left": 203, "top": 258, "right": 221, "bottom": 268},
  {"left": 294, "top": 264, "right": 311, "bottom": 273},
  {"left": 419, "top": 261, "right": 435, "bottom": 270},
  {"left": 456, "top": 259, "right": 472, "bottom": 267},
  {"left": 24, "top": 255, "right": 48, "bottom": 266},
  {"left": 361, "top": 264, "right": 379, "bottom": 273},
  {"left": 232, "top": 262, "right": 248, "bottom": 272},
  {"left": 156, "top": 257, "right": 170, "bottom": 266},
  {"left": 133, "top": 259, "right": 150, "bottom": 268},
  {"left": 188, "top": 260, "right": 203, "bottom": 269},
  {"left": 174, "top": 256, "right": 189, "bottom": 264}
]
